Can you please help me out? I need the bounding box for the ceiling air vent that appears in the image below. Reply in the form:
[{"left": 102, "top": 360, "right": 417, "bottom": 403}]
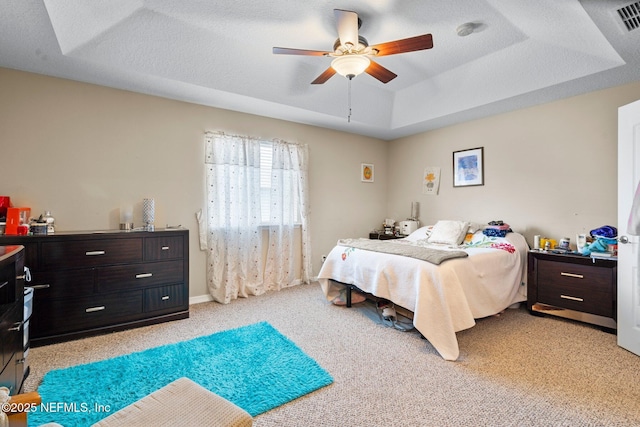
[{"left": 617, "top": 2, "right": 640, "bottom": 31}]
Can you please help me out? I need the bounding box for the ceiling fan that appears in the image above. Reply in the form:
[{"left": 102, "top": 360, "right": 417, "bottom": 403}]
[{"left": 273, "top": 9, "right": 434, "bottom": 84}]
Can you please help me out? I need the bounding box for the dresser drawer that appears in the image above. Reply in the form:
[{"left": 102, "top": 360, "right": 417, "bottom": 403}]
[
  {"left": 144, "top": 236, "right": 184, "bottom": 261},
  {"left": 33, "top": 291, "right": 144, "bottom": 336},
  {"left": 97, "top": 260, "right": 184, "bottom": 292},
  {"left": 144, "top": 284, "right": 186, "bottom": 313},
  {"left": 41, "top": 238, "right": 143, "bottom": 269},
  {"left": 30, "top": 270, "right": 95, "bottom": 298},
  {"left": 0, "top": 304, "right": 21, "bottom": 372}
]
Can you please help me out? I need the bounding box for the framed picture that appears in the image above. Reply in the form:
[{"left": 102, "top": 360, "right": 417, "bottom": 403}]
[
  {"left": 361, "top": 163, "right": 374, "bottom": 182},
  {"left": 453, "top": 147, "right": 484, "bottom": 187},
  {"left": 423, "top": 167, "right": 441, "bottom": 195}
]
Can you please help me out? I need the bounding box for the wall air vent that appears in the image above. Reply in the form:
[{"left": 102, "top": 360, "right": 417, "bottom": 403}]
[{"left": 617, "top": 2, "right": 640, "bottom": 32}]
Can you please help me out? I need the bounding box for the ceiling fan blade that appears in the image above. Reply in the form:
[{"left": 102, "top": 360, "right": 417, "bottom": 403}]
[
  {"left": 334, "top": 9, "right": 359, "bottom": 48},
  {"left": 311, "top": 67, "right": 337, "bottom": 84},
  {"left": 370, "top": 34, "right": 433, "bottom": 57},
  {"left": 273, "top": 47, "right": 330, "bottom": 56},
  {"left": 365, "top": 60, "right": 397, "bottom": 84}
]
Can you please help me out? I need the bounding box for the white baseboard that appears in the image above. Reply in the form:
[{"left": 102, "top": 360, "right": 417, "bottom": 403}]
[
  {"left": 189, "top": 280, "right": 321, "bottom": 306},
  {"left": 189, "top": 294, "right": 213, "bottom": 305}
]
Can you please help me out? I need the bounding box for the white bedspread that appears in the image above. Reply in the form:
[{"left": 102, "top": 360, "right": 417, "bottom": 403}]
[{"left": 318, "top": 232, "right": 528, "bottom": 361}]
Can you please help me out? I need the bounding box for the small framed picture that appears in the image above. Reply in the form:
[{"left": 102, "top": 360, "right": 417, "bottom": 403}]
[
  {"left": 453, "top": 147, "right": 484, "bottom": 187},
  {"left": 361, "top": 163, "right": 374, "bottom": 182},
  {"left": 423, "top": 167, "right": 441, "bottom": 195}
]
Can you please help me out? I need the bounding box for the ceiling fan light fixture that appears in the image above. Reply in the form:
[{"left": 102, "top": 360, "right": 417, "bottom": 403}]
[{"left": 331, "top": 55, "right": 371, "bottom": 78}]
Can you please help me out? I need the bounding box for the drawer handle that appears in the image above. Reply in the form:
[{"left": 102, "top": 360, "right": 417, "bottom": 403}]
[
  {"left": 29, "top": 284, "right": 51, "bottom": 290},
  {"left": 161, "top": 295, "right": 170, "bottom": 300},
  {"left": 16, "top": 275, "right": 26, "bottom": 280},
  {"left": 0, "top": 281, "right": 7, "bottom": 290},
  {"left": 86, "top": 306, "right": 106, "bottom": 313},
  {"left": 560, "top": 294, "right": 584, "bottom": 302},
  {"left": 136, "top": 273, "right": 153, "bottom": 279},
  {"left": 560, "top": 272, "right": 584, "bottom": 279},
  {"left": 8, "top": 321, "right": 23, "bottom": 332},
  {"left": 161, "top": 246, "right": 170, "bottom": 251},
  {"left": 86, "top": 250, "right": 106, "bottom": 256}
]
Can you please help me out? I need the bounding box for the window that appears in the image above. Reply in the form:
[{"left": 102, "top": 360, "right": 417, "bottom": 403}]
[
  {"left": 260, "top": 142, "right": 273, "bottom": 223},
  {"left": 259, "top": 141, "right": 300, "bottom": 224},
  {"left": 204, "top": 132, "right": 312, "bottom": 302}
]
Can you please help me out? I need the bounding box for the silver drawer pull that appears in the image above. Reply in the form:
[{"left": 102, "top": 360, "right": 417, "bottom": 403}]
[
  {"left": 0, "top": 281, "right": 7, "bottom": 289},
  {"left": 16, "top": 275, "right": 26, "bottom": 280},
  {"left": 86, "top": 250, "right": 106, "bottom": 256},
  {"left": 29, "top": 284, "right": 51, "bottom": 290},
  {"left": 86, "top": 306, "right": 105, "bottom": 313},
  {"left": 161, "top": 246, "right": 170, "bottom": 251},
  {"left": 560, "top": 272, "right": 584, "bottom": 279},
  {"left": 8, "top": 321, "right": 22, "bottom": 332},
  {"left": 161, "top": 296, "right": 170, "bottom": 300},
  {"left": 136, "top": 273, "right": 153, "bottom": 279},
  {"left": 560, "top": 294, "right": 584, "bottom": 302}
]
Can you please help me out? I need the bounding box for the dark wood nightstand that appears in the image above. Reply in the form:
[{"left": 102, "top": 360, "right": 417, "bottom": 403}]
[
  {"left": 527, "top": 250, "right": 617, "bottom": 331},
  {"left": 369, "top": 232, "right": 404, "bottom": 240}
]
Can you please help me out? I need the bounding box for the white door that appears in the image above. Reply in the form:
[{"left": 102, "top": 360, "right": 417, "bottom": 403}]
[{"left": 618, "top": 99, "right": 640, "bottom": 356}]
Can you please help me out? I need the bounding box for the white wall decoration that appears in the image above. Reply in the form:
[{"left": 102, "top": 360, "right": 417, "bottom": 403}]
[{"left": 423, "top": 167, "right": 441, "bottom": 195}]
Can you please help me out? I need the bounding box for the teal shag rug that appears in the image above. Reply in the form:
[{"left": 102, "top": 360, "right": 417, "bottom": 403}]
[{"left": 30, "top": 322, "right": 333, "bottom": 426}]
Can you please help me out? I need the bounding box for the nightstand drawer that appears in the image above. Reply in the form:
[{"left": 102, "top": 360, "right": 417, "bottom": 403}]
[
  {"left": 537, "top": 259, "right": 612, "bottom": 293},
  {"left": 538, "top": 284, "right": 612, "bottom": 317}
]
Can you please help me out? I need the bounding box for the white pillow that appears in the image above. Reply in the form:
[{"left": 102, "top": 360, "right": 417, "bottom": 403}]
[
  {"left": 404, "top": 225, "right": 433, "bottom": 242},
  {"left": 427, "top": 220, "right": 470, "bottom": 245},
  {"left": 467, "top": 222, "right": 485, "bottom": 234}
]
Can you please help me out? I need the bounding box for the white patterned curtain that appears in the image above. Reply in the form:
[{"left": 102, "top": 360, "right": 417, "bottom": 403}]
[
  {"left": 204, "top": 132, "right": 263, "bottom": 303},
  {"left": 204, "top": 132, "right": 311, "bottom": 303},
  {"left": 264, "top": 140, "right": 312, "bottom": 290}
]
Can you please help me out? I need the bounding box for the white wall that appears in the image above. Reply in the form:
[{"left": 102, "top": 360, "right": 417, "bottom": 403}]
[
  {"left": 387, "top": 81, "right": 640, "bottom": 248},
  {"left": 0, "top": 68, "right": 388, "bottom": 299}
]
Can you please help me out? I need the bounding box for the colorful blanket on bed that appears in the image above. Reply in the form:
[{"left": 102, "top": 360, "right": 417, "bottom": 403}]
[{"left": 337, "top": 238, "right": 468, "bottom": 265}]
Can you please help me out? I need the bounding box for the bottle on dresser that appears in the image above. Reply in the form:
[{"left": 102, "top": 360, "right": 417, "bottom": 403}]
[{"left": 43, "top": 210, "right": 55, "bottom": 234}]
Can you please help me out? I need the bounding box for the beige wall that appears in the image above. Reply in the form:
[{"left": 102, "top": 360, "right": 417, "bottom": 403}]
[
  {"left": 3, "top": 67, "right": 640, "bottom": 299},
  {"left": 388, "top": 81, "right": 640, "bottom": 247},
  {"left": 0, "top": 68, "right": 388, "bottom": 299}
]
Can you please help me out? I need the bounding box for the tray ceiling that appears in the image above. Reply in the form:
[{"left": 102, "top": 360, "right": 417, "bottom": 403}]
[{"left": 1, "top": 0, "right": 639, "bottom": 140}]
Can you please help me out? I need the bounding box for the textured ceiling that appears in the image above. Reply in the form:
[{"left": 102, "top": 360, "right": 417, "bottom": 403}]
[{"left": 1, "top": 0, "right": 639, "bottom": 140}]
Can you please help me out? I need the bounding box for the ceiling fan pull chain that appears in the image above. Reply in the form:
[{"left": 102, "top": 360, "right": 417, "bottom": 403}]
[{"left": 348, "top": 76, "right": 352, "bottom": 123}]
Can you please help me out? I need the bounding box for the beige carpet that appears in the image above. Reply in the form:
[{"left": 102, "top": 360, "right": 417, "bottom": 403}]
[{"left": 25, "top": 283, "right": 640, "bottom": 426}]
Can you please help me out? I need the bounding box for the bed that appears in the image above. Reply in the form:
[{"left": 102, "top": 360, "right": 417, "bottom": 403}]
[{"left": 317, "top": 220, "right": 529, "bottom": 361}]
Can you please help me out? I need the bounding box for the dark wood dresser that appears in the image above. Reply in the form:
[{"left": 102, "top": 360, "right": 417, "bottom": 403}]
[
  {"left": 527, "top": 250, "right": 617, "bottom": 330},
  {"left": 0, "top": 245, "right": 26, "bottom": 394},
  {"left": 0, "top": 229, "right": 189, "bottom": 346}
]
